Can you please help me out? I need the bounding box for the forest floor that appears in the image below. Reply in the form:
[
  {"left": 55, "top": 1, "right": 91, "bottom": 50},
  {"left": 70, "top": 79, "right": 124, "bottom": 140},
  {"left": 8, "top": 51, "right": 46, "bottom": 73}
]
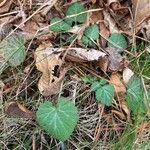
[{"left": 0, "top": 0, "right": 150, "bottom": 150}]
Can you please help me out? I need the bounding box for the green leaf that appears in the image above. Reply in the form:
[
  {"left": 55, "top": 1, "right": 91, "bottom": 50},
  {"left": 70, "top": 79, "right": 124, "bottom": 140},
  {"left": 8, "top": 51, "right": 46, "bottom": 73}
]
[
  {"left": 81, "top": 24, "right": 99, "bottom": 47},
  {"left": 65, "top": 2, "right": 87, "bottom": 26},
  {"left": 108, "top": 32, "right": 127, "bottom": 49},
  {"left": 91, "top": 80, "right": 107, "bottom": 91},
  {"left": 0, "top": 34, "right": 26, "bottom": 67},
  {"left": 99, "top": 79, "right": 108, "bottom": 86},
  {"left": 91, "top": 81, "right": 101, "bottom": 91},
  {"left": 95, "top": 84, "right": 114, "bottom": 106},
  {"left": 126, "top": 75, "right": 146, "bottom": 114},
  {"left": 49, "top": 17, "right": 71, "bottom": 32},
  {"left": 36, "top": 97, "right": 79, "bottom": 142}
]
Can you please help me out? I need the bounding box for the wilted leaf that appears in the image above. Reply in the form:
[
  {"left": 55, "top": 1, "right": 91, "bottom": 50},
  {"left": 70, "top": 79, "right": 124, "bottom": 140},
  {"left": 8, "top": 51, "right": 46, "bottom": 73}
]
[
  {"left": 132, "top": 0, "right": 150, "bottom": 26},
  {"left": 96, "top": 84, "right": 115, "bottom": 106},
  {"left": 4, "top": 101, "right": 34, "bottom": 118},
  {"left": 0, "top": 33, "right": 26, "bottom": 67},
  {"left": 81, "top": 24, "right": 99, "bottom": 47},
  {"left": 35, "top": 42, "right": 66, "bottom": 96},
  {"left": 110, "top": 73, "right": 126, "bottom": 94},
  {"left": 49, "top": 17, "right": 71, "bottom": 32},
  {"left": 65, "top": 2, "right": 87, "bottom": 26},
  {"left": 36, "top": 97, "right": 79, "bottom": 141}
]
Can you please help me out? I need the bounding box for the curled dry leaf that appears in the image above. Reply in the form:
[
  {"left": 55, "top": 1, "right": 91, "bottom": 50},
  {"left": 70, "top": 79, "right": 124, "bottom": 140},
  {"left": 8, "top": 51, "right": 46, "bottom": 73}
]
[
  {"left": 38, "top": 68, "right": 68, "bottom": 96},
  {"left": 67, "top": 48, "right": 106, "bottom": 61},
  {"left": 4, "top": 101, "right": 34, "bottom": 119},
  {"left": 35, "top": 42, "right": 67, "bottom": 96},
  {"left": 123, "top": 67, "right": 134, "bottom": 84},
  {"left": 110, "top": 72, "right": 126, "bottom": 94},
  {"left": 132, "top": 0, "right": 150, "bottom": 26}
]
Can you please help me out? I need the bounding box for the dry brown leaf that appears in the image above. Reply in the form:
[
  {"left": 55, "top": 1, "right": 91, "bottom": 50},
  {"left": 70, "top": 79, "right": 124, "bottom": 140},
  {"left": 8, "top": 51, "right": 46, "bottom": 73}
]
[
  {"left": 22, "top": 20, "right": 40, "bottom": 40},
  {"left": 97, "top": 56, "right": 108, "bottom": 72},
  {"left": 35, "top": 46, "right": 107, "bottom": 95},
  {"left": 39, "top": 68, "right": 68, "bottom": 96},
  {"left": 35, "top": 42, "right": 66, "bottom": 96},
  {"left": 100, "top": 21, "right": 110, "bottom": 48},
  {"left": 105, "top": 47, "right": 124, "bottom": 71},
  {"left": 123, "top": 67, "right": 134, "bottom": 84},
  {"left": 4, "top": 101, "right": 34, "bottom": 118},
  {"left": 67, "top": 48, "right": 106, "bottom": 61},
  {"left": 103, "top": 11, "right": 119, "bottom": 33},
  {"left": 132, "top": 0, "right": 150, "bottom": 26},
  {"left": 110, "top": 72, "right": 126, "bottom": 94}
]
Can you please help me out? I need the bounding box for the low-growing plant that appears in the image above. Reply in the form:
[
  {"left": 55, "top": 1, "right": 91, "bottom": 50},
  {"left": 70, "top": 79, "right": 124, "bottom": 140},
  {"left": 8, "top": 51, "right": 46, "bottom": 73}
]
[
  {"left": 82, "top": 76, "right": 115, "bottom": 106},
  {"left": 49, "top": 2, "right": 100, "bottom": 48},
  {"left": 36, "top": 97, "right": 79, "bottom": 142},
  {"left": 81, "top": 24, "right": 99, "bottom": 47},
  {"left": 49, "top": 2, "right": 87, "bottom": 32}
]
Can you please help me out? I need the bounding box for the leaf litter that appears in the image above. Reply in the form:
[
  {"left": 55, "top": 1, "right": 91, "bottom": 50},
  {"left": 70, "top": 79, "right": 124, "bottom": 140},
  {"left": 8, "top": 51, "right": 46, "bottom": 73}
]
[{"left": 0, "top": 0, "right": 150, "bottom": 149}]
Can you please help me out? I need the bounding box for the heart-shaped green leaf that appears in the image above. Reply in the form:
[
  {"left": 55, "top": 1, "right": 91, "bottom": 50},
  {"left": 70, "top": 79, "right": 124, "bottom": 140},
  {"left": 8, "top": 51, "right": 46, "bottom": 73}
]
[
  {"left": 81, "top": 24, "right": 99, "bottom": 47},
  {"left": 36, "top": 97, "right": 79, "bottom": 141},
  {"left": 95, "top": 84, "right": 114, "bottom": 106},
  {"left": 107, "top": 32, "right": 127, "bottom": 50},
  {"left": 65, "top": 2, "right": 87, "bottom": 26},
  {"left": 0, "top": 33, "right": 26, "bottom": 67},
  {"left": 49, "top": 17, "right": 71, "bottom": 32}
]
